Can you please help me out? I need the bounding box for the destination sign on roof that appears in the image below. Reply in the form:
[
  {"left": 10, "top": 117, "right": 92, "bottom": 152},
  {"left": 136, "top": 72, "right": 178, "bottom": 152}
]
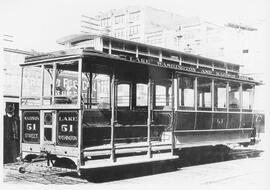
[{"left": 115, "top": 54, "right": 253, "bottom": 82}]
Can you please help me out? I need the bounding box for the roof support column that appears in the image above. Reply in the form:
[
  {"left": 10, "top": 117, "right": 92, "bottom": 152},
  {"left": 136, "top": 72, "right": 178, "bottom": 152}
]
[
  {"left": 110, "top": 68, "right": 116, "bottom": 162},
  {"left": 147, "top": 78, "right": 153, "bottom": 158},
  {"left": 171, "top": 72, "right": 175, "bottom": 155}
]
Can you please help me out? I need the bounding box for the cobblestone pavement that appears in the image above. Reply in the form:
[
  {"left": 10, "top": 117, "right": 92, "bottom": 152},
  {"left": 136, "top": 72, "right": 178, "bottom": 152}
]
[{"left": 3, "top": 161, "right": 88, "bottom": 184}]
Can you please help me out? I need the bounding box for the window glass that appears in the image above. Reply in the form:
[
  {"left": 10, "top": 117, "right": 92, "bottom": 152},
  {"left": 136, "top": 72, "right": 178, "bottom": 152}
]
[
  {"left": 21, "top": 66, "right": 42, "bottom": 106},
  {"left": 117, "top": 83, "right": 130, "bottom": 107},
  {"left": 155, "top": 84, "right": 172, "bottom": 108},
  {"left": 93, "top": 74, "right": 110, "bottom": 109},
  {"left": 115, "top": 15, "right": 124, "bottom": 24},
  {"left": 43, "top": 65, "right": 53, "bottom": 105},
  {"left": 242, "top": 84, "right": 253, "bottom": 109},
  {"left": 214, "top": 80, "right": 227, "bottom": 109},
  {"left": 178, "top": 75, "right": 195, "bottom": 107},
  {"left": 129, "top": 25, "right": 140, "bottom": 36},
  {"left": 55, "top": 61, "right": 78, "bottom": 104},
  {"left": 197, "top": 78, "right": 212, "bottom": 109},
  {"left": 101, "top": 18, "right": 110, "bottom": 27},
  {"left": 229, "top": 82, "right": 240, "bottom": 109},
  {"left": 81, "top": 73, "right": 110, "bottom": 109},
  {"left": 136, "top": 83, "right": 147, "bottom": 106},
  {"left": 115, "top": 28, "right": 125, "bottom": 38},
  {"left": 129, "top": 11, "right": 140, "bottom": 22}
]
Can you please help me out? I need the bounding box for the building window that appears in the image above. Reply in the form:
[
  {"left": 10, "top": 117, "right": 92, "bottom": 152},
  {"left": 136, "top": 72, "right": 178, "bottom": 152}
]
[
  {"left": 242, "top": 84, "right": 253, "bottom": 110},
  {"left": 115, "top": 15, "right": 124, "bottom": 24},
  {"left": 101, "top": 18, "right": 110, "bottom": 27},
  {"left": 197, "top": 77, "right": 212, "bottom": 109},
  {"left": 214, "top": 80, "right": 227, "bottom": 109},
  {"left": 136, "top": 83, "right": 147, "bottom": 106},
  {"left": 117, "top": 83, "right": 130, "bottom": 107},
  {"left": 115, "top": 28, "right": 125, "bottom": 38},
  {"left": 178, "top": 75, "right": 195, "bottom": 108},
  {"left": 229, "top": 82, "right": 240, "bottom": 109},
  {"left": 129, "top": 11, "right": 140, "bottom": 22},
  {"left": 146, "top": 35, "right": 162, "bottom": 45},
  {"left": 129, "top": 25, "right": 140, "bottom": 36}
]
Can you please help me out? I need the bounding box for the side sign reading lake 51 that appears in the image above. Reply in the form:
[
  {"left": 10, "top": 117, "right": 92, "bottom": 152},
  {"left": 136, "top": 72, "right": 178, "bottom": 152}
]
[
  {"left": 23, "top": 111, "right": 40, "bottom": 143},
  {"left": 57, "top": 111, "right": 78, "bottom": 146}
]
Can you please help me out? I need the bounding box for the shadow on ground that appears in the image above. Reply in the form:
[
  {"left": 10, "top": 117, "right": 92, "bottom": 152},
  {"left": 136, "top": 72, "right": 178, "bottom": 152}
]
[{"left": 60, "top": 145, "right": 263, "bottom": 183}]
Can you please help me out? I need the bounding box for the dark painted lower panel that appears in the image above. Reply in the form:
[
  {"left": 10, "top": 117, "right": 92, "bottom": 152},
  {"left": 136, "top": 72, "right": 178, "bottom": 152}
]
[
  {"left": 82, "top": 125, "right": 164, "bottom": 147},
  {"left": 175, "top": 130, "right": 253, "bottom": 146}
]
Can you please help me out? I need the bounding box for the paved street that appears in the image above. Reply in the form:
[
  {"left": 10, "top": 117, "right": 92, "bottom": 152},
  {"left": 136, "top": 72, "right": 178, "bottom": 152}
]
[
  {"left": 109, "top": 154, "right": 269, "bottom": 188},
  {"left": 3, "top": 143, "right": 269, "bottom": 188}
]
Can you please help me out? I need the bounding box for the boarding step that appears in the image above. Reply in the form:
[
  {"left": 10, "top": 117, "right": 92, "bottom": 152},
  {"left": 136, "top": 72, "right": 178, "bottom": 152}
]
[
  {"left": 80, "top": 152, "right": 178, "bottom": 170},
  {"left": 83, "top": 141, "right": 173, "bottom": 157}
]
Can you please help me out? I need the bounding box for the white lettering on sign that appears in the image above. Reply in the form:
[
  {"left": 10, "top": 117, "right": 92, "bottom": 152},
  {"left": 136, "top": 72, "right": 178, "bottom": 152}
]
[
  {"left": 60, "top": 124, "right": 74, "bottom": 132},
  {"left": 58, "top": 117, "right": 78, "bottom": 121},
  {"left": 25, "top": 133, "right": 38, "bottom": 139},
  {"left": 58, "top": 135, "right": 77, "bottom": 141},
  {"left": 26, "top": 123, "right": 37, "bottom": 131},
  {"left": 24, "top": 116, "right": 39, "bottom": 121}
]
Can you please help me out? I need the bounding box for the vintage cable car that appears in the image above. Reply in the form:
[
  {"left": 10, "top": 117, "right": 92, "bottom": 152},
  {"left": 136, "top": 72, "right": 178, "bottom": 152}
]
[{"left": 19, "top": 34, "right": 264, "bottom": 173}]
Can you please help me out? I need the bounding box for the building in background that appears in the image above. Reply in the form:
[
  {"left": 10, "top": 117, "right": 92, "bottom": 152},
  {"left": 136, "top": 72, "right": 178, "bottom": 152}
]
[
  {"left": 180, "top": 19, "right": 260, "bottom": 74},
  {"left": 81, "top": 6, "right": 186, "bottom": 50}
]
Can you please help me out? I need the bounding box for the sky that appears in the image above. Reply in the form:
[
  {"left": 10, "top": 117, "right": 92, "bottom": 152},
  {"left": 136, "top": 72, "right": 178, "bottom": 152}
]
[{"left": 1, "top": 0, "right": 270, "bottom": 52}]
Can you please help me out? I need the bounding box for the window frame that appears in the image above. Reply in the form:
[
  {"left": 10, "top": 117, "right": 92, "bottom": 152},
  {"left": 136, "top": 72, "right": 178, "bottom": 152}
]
[
  {"left": 177, "top": 74, "right": 196, "bottom": 110},
  {"left": 135, "top": 83, "right": 148, "bottom": 108},
  {"left": 197, "top": 76, "right": 213, "bottom": 111},
  {"left": 153, "top": 80, "right": 172, "bottom": 110},
  {"left": 116, "top": 82, "right": 132, "bottom": 109},
  {"left": 213, "top": 79, "right": 228, "bottom": 111}
]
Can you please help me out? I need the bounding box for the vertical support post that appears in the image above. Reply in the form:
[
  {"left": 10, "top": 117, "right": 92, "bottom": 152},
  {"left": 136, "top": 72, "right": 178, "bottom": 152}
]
[
  {"left": 251, "top": 85, "right": 255, "bottom": 110},
  {"left": 110, "top": 70, "right": 116, "bottom": 162},
  {"left": 211, "top": 79, "right": 215, "bottom": 129},
  {"left": 77, "top": 58, "right": 83, "bottom": 169},
  {"left": 226, "top": 82, "right": 229, "bottom": 111},
  {"left": 78, "top": 59, "right": 82, "bottom": 107},
  {"left": 19, "top": 67, "right": 23, "bottom": 160},
  {"left": 251, "top": 85, "right": 255, "bottom": 131},
  {"left": 166, "top": 86, "right": 169, "bottom": 106},
  {"left": 194, "top": 77, "right": 198, "bottom": 130},
  {"left": 239, "top": 83, "right": 243, "bottom": 128},
  {"left": 40, "top": 65, "right": 44, "bottom": 105},
  {"left": 239, "top": 83, "right": 243, "bottom": 112},
  {"left": 52, "top": 63, "right": 56, "bottom": 104},
  {"left": 89, "top": 72, "right": 93, "bottom": 109},
  {"left": 176, "top": 76, "right": 180, "bottom": 109},
  {"left": 136, "top": 45, "right": 139, "bottom": 58},
  {"left": 109, "top": 39, "right": 112, "bottom": 54},
  {"left": 211, "top": 79, "right": 214, "bottom": 111},
  {"left": 159, "top": 50, "right": 162, "bottom": 62},
  {"left": 226, "top": 82, "right": 229, "bottom": 129},
  {"left": 194, "top": 77, "right": 198, "bottom": 111},
  {"left": 171, "top": 73, "right": 175, "bottom": 155},
  {"left": 147, "top": 78, "right": 152, "bottom": 158}
]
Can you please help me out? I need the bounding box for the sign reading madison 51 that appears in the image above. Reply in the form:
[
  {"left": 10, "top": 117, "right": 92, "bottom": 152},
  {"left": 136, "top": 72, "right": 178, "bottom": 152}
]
[
  {"left": 23, "top": 111, "right": 40, "bottom": 143},
  {"left": 57, "top": 111, "right": 78, "bottom": 146}
]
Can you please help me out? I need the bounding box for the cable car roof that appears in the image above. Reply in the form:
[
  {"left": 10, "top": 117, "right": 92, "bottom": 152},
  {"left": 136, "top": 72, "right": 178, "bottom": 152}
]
[{"left": 22, "top": 34, "right": 262, "bottom": 85}]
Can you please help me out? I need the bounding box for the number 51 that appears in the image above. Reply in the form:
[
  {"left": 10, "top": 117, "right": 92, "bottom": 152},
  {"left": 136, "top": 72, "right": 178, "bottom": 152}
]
[{"left": 61, "top": 124, "right": 73, "bottom": 132}]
